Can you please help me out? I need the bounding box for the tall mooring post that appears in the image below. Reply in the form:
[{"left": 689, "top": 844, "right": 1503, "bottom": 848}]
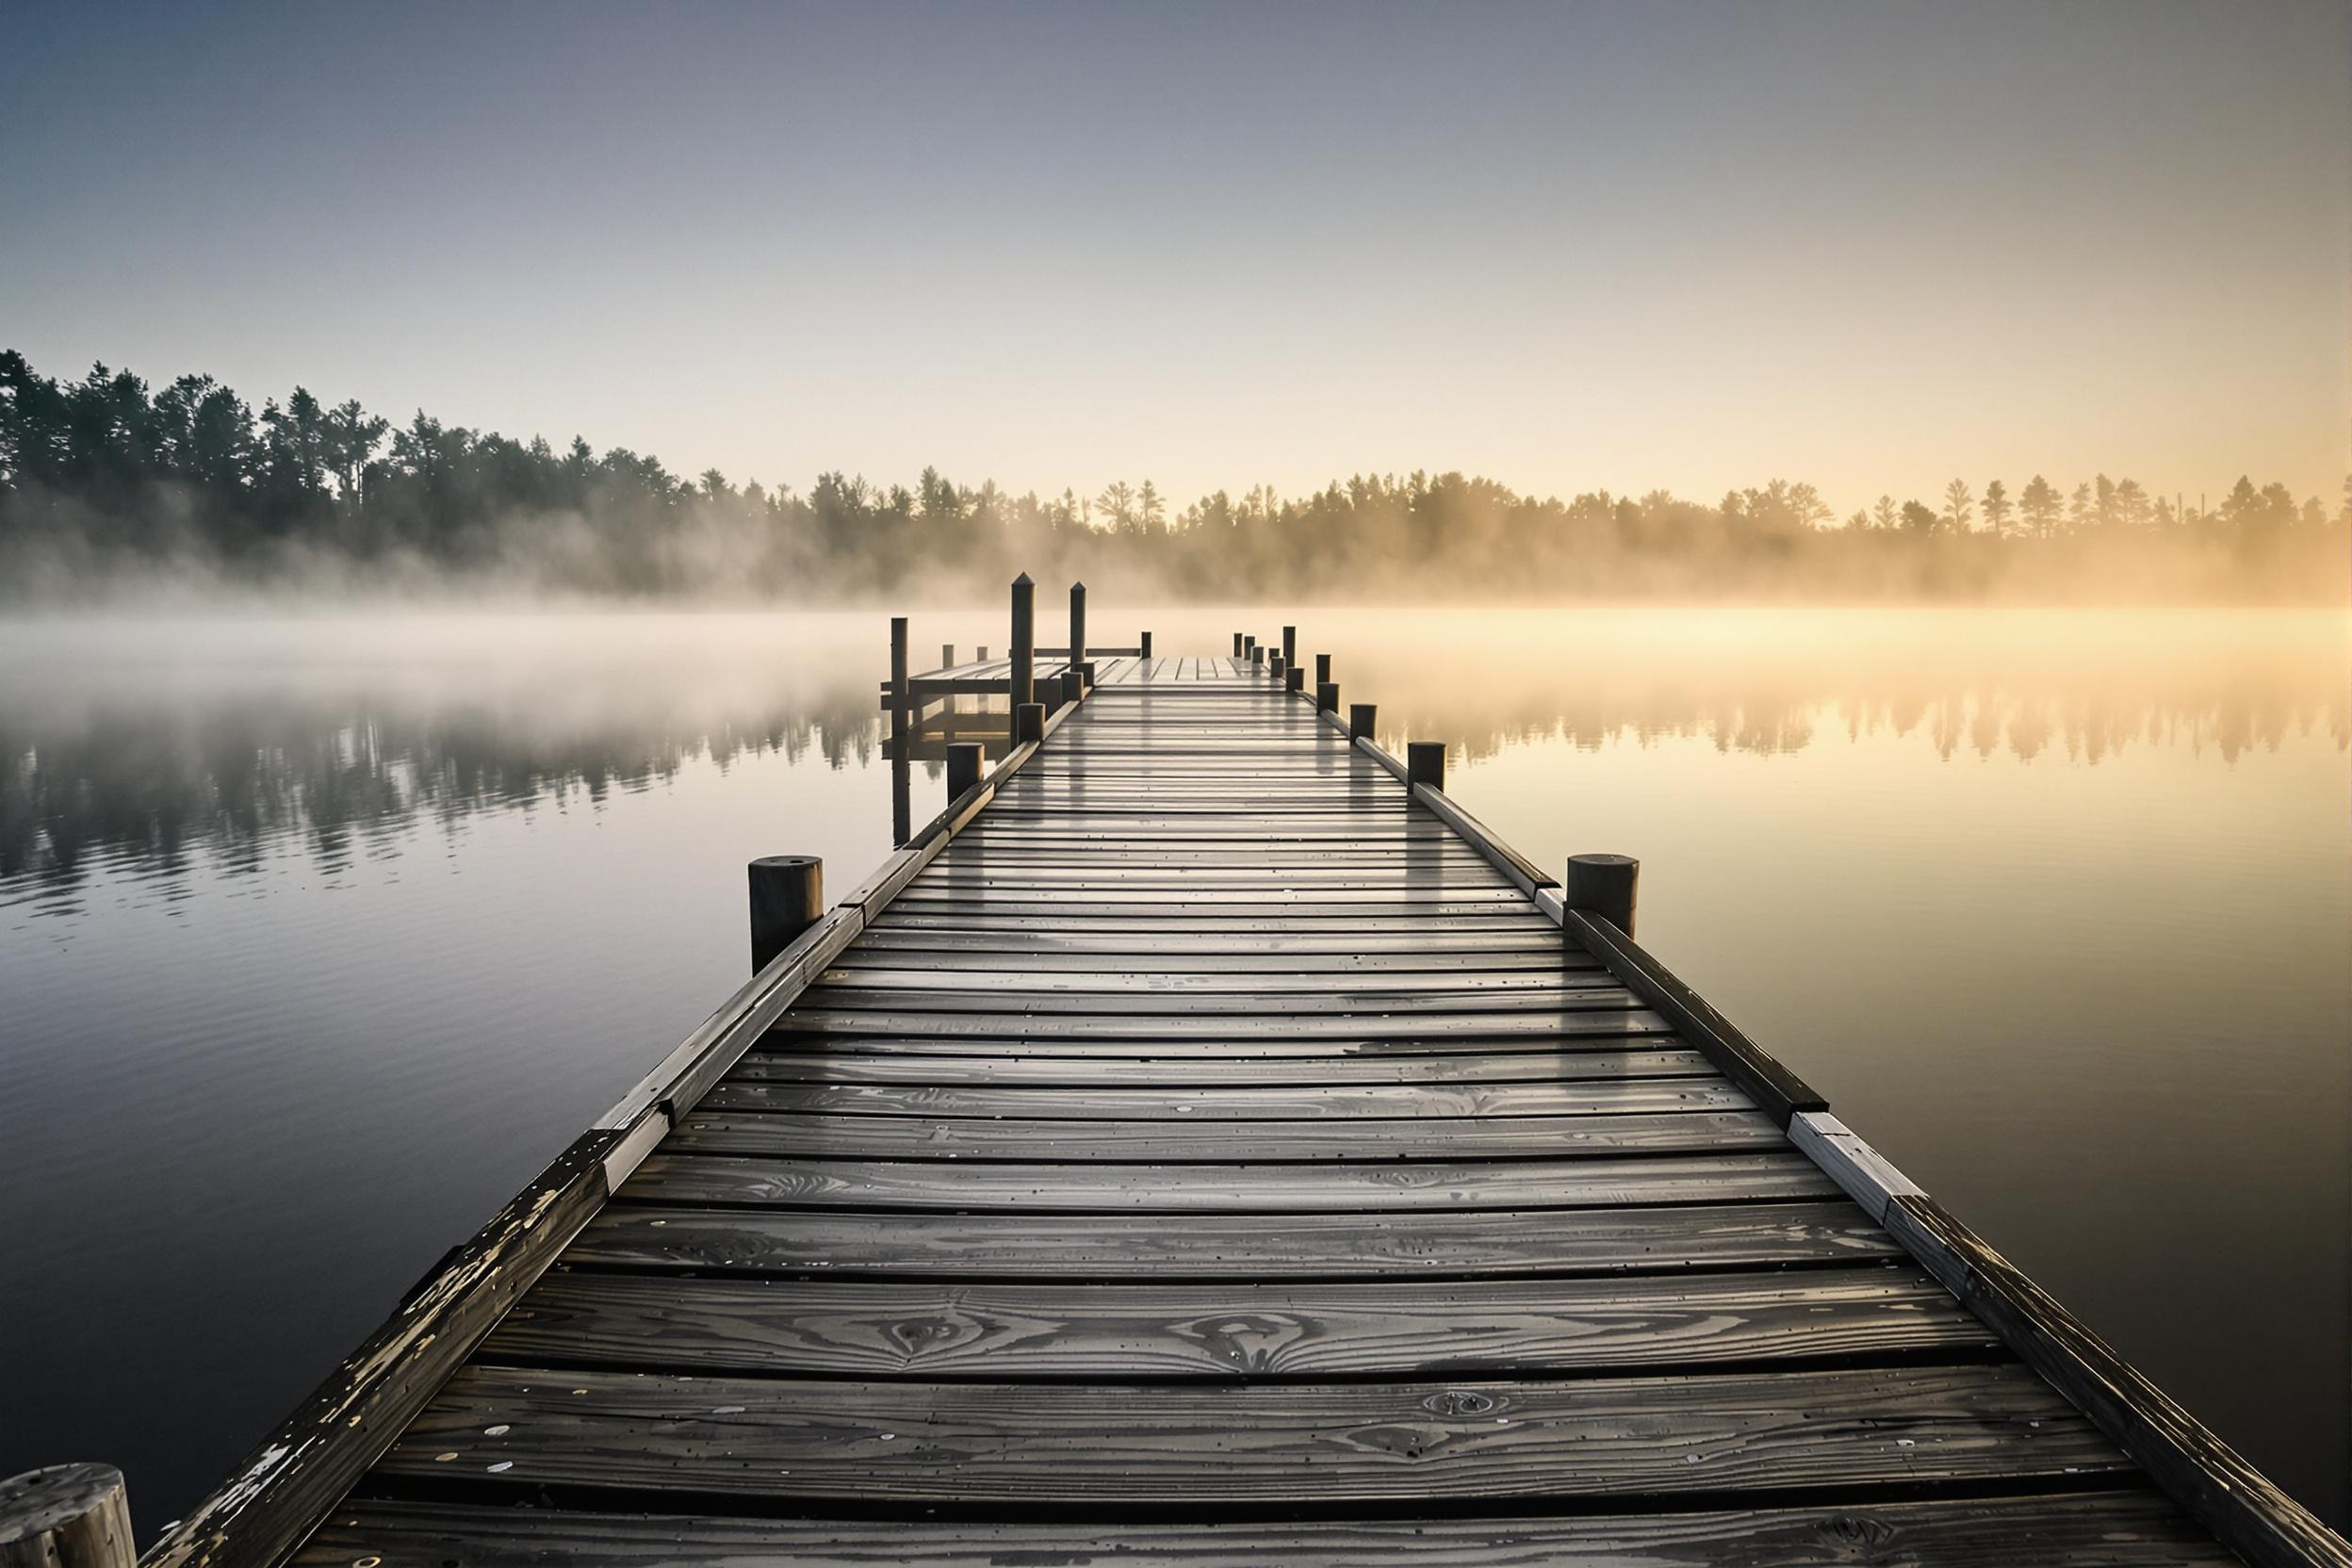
[
  {"left": 1068, "top": 580, "right": 1087, "bottom": 666},
  {"left": 1315, "top": 652, "right": 1331, "bottom": 687},
  {"left": 1564, "top": 854, "right": 1641, "bottom": 937},
  {"left": 748, "top": 856, "right": 823, "bottom": 972},
  {"left": 1282, "top": 626, "right": 1297, "bottom": 667},
  {"left": 1009, "top": 574, "right": 1036, "bottom": 708}
]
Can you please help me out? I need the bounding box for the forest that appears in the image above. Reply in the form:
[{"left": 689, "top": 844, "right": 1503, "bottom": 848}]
[{"left": 3, "top": 350, "right": 2344, "bottom": 603}]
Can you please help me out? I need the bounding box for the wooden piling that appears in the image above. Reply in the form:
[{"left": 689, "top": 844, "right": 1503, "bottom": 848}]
[
  {"left": 0, "top": 1464, "right": 134, "bottom": 1568},
  {"left": 1315, "top": 652, "right": 1331, "bottom": 687},
  {"left": 1015, "top": 701, "right": 1045, "bottom": 743},
  {"left": 946, "top": 742, "right": 984, "bottom": 800},
  {"left": 747, "top": 857, "right": 824, "bottom": 973},
  {"left": 1231, "top": 631, "right": 1243, "bottom": 657},
  {"left": 1009, "top": 574, "right": 1036, "bottom": 708},
  {"left": 1564, "top": 853, "right": 1641, "bottom": 937},
  {"left": 1286, "top": 664, "right": 1305, "bottom": 694},
  {"left": 1407, "top": 741, "right": 1446, "bottom": 790},
  {"left": 1069, "top": 581, "right": 1087, "bottom": 663},
  {"left": 1318, "top": 680, "right": 1340, "bottom": 712},
  {"left": 1139, "top": 630, "right": 1152, "bottom": 659},
  {"left": 889, "top": 617, "right": 909, "bottom": 706},
  {"left": 1059, "top": 668, "right": 1083, "bottom": 706},
  {"left": 1269, "top": 652, "right": 1286, "bottom": 679},
  {"left": 1282, "top": 625, "right": 1297, "bottom": 666},
  {"left": 1350, "top": 701, "right": 1377, "bottom": 739},
  {"left": 1250, "top": 645, "right": 1265, "bottom": 666}
]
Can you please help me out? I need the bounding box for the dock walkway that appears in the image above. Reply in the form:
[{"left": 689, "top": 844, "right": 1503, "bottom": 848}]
[{"left": 122, "top": 637, "right": 2348, "bottom": 1568}]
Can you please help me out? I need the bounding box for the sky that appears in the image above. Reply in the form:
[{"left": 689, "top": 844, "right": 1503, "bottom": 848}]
[{"left": 3, "top": 0, "right": 2345, "bottom": 514}]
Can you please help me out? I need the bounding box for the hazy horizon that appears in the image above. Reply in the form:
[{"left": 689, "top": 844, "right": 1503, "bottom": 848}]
[{"left": 4, "top": 0, "right": 2345, "bottom": 509}]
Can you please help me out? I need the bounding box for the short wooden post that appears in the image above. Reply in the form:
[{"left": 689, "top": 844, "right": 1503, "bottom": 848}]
[
  {"left": 942, "top": 643, "right": 956, "bottom": 668},
  {"left": 946, "top": 741, "right": 984, "bottom": 800},
  {"left": 1068, "top": 580, "right": 1087, "bottom": 662},
  {"left": 1059, "top": 668, "right": 1083, "bottom": 706},
  {"left": 1350, "top": 701, "right": 1377, "bottom": 739},
  {"left": 1139, "top": 630, "right": 1153, "bottom": 659},
  {"left": 1250, "top": 645, "right": 1265, "bottom": 666},
  {"left": 1, "top": 1464, "right": 135, "bottom": 1568},
  {"left": 978, "top": 645, "right": 989, "bottom": 661},
  {"left": 748, "top": 857, "right": 824, "bottom": 972},
  {"left": 1269, "top": 652, "right": 1285, "bottom": 679},
  {"left": 1318, "top": 680, "right": 1339, "bottom": 712},
  {"left": 1232, "top": 631, "right": 1244, "bottom": 657},
  {"left": 1407, "top": 741, "right": 1446, "bottom": 791},
  {"left": 1016, "top": 701, "right": 1045, "bottom": 743},
  {"left": 1078, "top": 661, "right": 1098, "bottom": 690},
  {"left": 1286, "top": 664, "right": 1305, "bottom": 694},
  {"left": 1244, "top": 634, "right": 1257, "bottom": 659},
  {"left": 1009, "top": 574, "right": 1036, "bottom": 708},
  {"left": 1282, "top": 625, "right": 1297, "bottom": 666},
  {"left": 1564, "top": 854, "right": 1640, "bottom": 937},
  {"left": 1315, "top": 652, "right": 1331, "bottom": 687}
]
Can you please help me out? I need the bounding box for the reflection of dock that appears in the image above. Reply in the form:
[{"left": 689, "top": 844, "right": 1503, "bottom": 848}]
[{"left": 36, "top": 579, "right": 2346, "bottom": 1568}]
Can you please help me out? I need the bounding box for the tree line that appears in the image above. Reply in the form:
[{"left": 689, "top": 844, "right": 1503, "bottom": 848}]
[{"left": 4, "top": 351, "right": 2343, "bottom": 602}]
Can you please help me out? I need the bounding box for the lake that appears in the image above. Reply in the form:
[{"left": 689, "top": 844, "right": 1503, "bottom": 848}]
[{"left": 1, "top": 605, "right": 2344, "bottom": 1537}]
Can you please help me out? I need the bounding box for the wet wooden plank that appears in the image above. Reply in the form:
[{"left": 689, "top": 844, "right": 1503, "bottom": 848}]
[
  {"left": 379, "top": 1362, "right": 2125, "bottom": 1503},
  {"left": 815, "top": 960, "right": 1609, "bottom": 994},
  {"left": 487, "top": 1268, "right": 1989, "bottom": 1379},
  {"left": 768, "top": 1006, "right": 1664, "bottom": 1042},
  {"left": 614, "top": 1151, "right": 1839, "bottom": 1211},
  {"left": 662, "top": 1106, "right": 1786, "bottom": 1160},
  {"left": 792, "top": 980, "right": 1630, "bottom": 1016},
  {"left": 732, "top": 1044, "right": 1718, "bottom": 1086},
  {"left": 564, "top": 1199, "right": 1913, "bottom": 1278},
  {"left": 701, "top": 1075, "right": 1752, "bottom": 1119},
  {"left": 301, "top": 1492, "right": 2242, "bottom": 1568}
]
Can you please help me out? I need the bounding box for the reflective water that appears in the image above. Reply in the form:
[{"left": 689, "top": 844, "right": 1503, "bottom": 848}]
[{"left": 1, "top": 607, "right": 2344, "bottom": 1535}]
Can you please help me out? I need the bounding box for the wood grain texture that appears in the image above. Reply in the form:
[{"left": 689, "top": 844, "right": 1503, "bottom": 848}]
[
  {"left": 614, "top": 1151, "right": 1841, "bottom": 1211},
  {"left": 564, "top": 1200, "right": 1909, "bottom": 1278},
  {"left": 379, "top": 1362, "right": 2126, "bottom": 1503},
  {"left": 300, "top": 1493, "right": 2242, "bottom": 1568},
  {"left": 662, "top": 1106, "right": 1787, "bottom": 1160},
  {"left": 732, "top": 1044, "right": 1719, "bottom": 1086},
  {"left": 487, "top": 1268, "right": 1990, "bottom": 1379},
  {"left": 700, "top": 1076, "right": 1751, "bottom": 1119}
]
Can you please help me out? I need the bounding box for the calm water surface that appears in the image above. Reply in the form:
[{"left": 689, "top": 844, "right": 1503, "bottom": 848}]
[{"left": 2, "top": 607, "right": 2344, "bottom": 1535}]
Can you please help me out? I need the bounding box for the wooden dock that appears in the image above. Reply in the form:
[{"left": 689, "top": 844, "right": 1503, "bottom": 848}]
[{"left": 28, "top": 588, "right": 2347, "bottom": 1568}]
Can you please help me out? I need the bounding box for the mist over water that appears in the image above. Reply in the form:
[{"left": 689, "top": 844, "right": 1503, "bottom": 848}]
[{"left": 1, "top": 605, "right": 2345, "bottom": 1536}]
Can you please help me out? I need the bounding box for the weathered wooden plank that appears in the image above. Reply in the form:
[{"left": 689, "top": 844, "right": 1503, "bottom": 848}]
[
  {"left": 663, "top": 1106, "right": 1786, "bottom": 1160},
  {"left": 792, "top": 980, "right": 1632, "bottom": 1016},
  {"left": 379, "top": 1362, "right": 2126, "bottom": 1502},
  {"left": 487, "top": 1268, "right": 1989, "bottom": 1380},
  {"left": 564, "top": 1199, "right": 1913, "bottom": 1278},
  {"left": 615, "top": 1151, "right": 1840, "bottom": 1211},
  {"left": 732, "top": 1044, "right": 1719, "bottom": 1086},
  {"left": 855, "top": 924, "right": 1570, "bottom": 952},
  {"left": 816, "top": 963, "right": 1604, "bottom": 992},
  {"left": 769, "top": 1006, "right": 1664, "bottom": 1042},
  {"left": 834, "top": 944, "right": 1585, "bottom": 971},
  {"left": 299, "top": 1492, "right": 2242, "bottom": 1568},
  {"left": 700, "top": 1076, "right": 1752, "bottom": 1119}
]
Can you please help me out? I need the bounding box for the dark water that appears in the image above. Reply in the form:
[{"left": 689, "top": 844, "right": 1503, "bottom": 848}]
[{"left": 1, "top": 607, "right": 2344, "bottom": 1536}]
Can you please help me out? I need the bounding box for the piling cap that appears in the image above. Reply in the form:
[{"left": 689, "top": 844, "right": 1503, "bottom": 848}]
[
  {"left": 751, "top": 855, "right": 821, "bottom": 871},
  {"left": 1070, "top": 579, "right": 1086, "bottom": 589},
  {"left": 1011, "top": 572, "right": 1033, "bottom": 586}
]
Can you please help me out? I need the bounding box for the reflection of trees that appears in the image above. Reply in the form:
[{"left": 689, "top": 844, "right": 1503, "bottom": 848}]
[
  {"left": 1372, "top": 672, "right": 2348, "bottom": 771},
  {"left": 0, "top": 689, "right": 879, "bottom": 895}
]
